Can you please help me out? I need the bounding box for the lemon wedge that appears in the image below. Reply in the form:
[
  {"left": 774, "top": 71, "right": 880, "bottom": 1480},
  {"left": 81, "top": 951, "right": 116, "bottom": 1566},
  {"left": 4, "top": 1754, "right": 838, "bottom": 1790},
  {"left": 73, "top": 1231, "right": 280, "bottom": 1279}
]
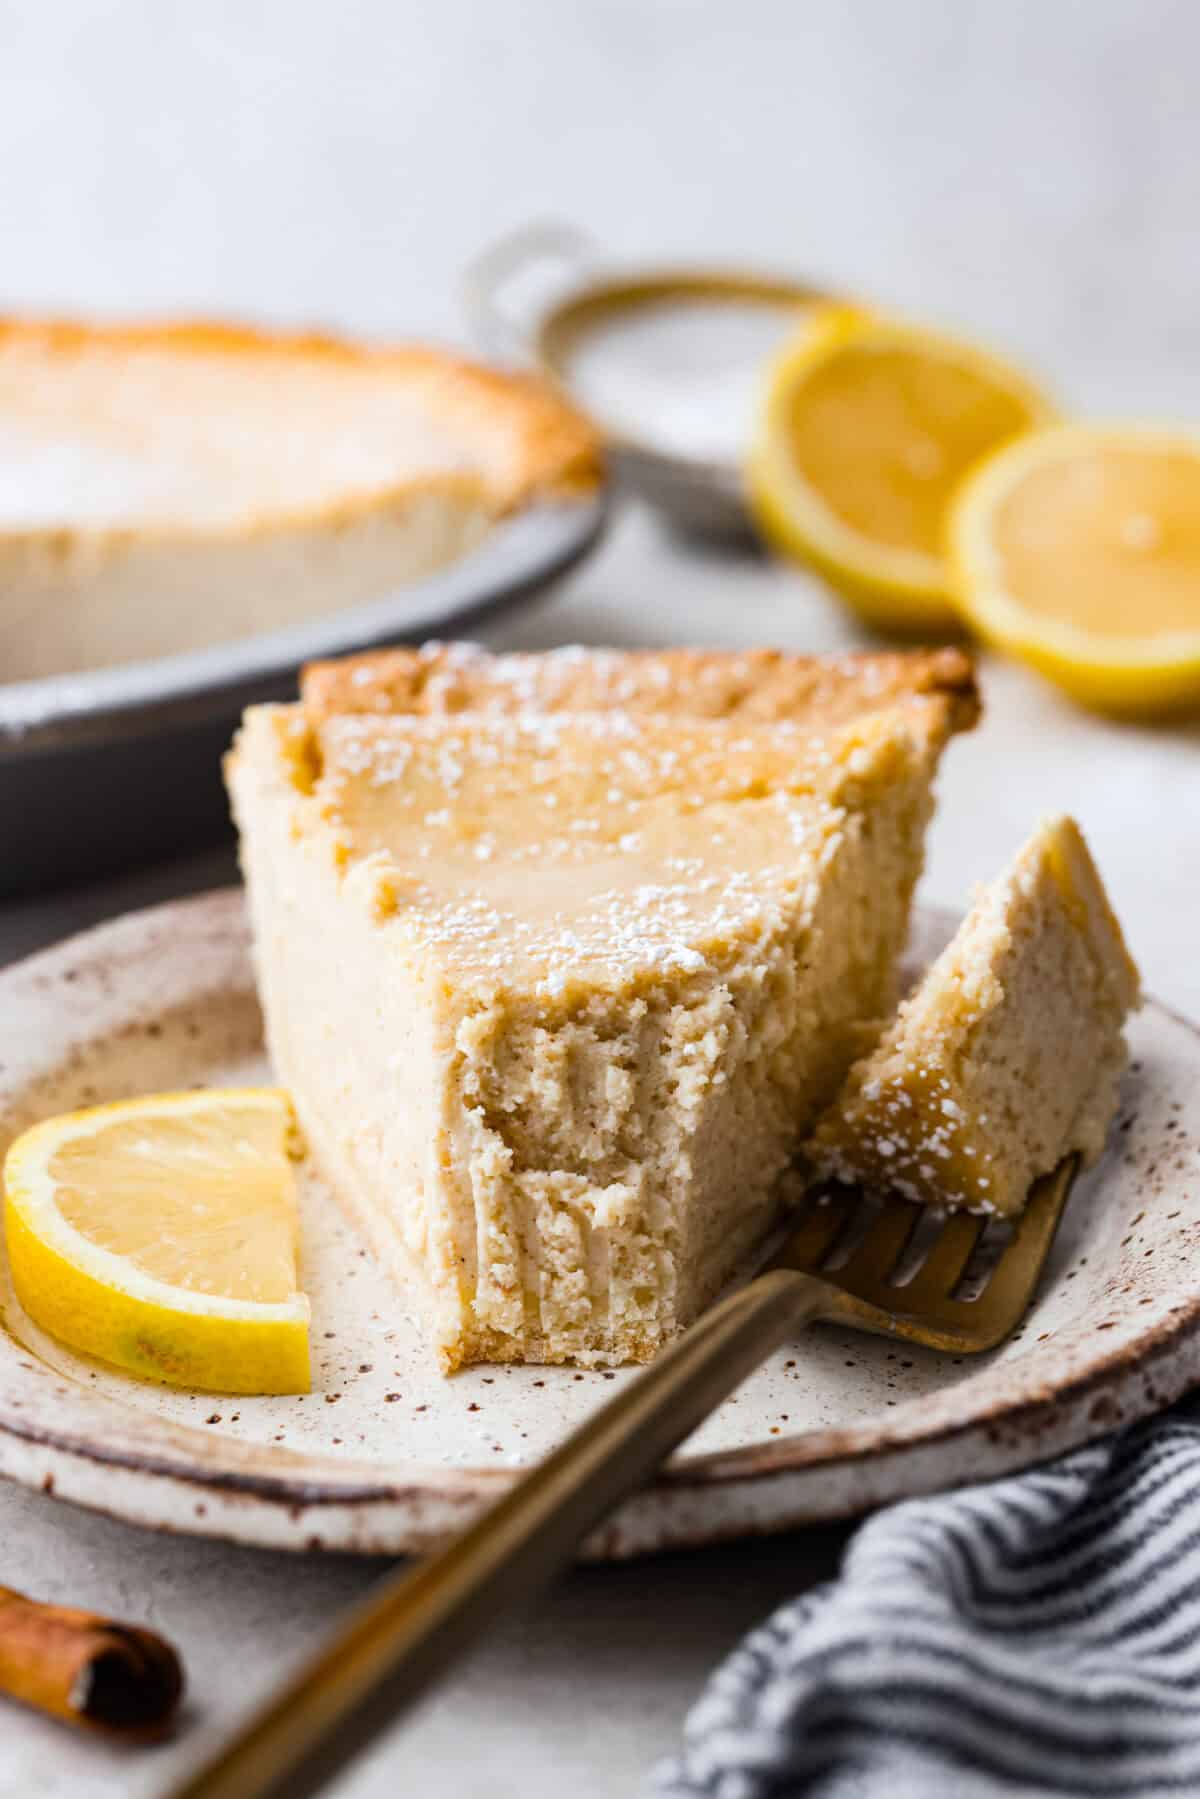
[
  {"left": 3, "top": 1088, "right": 310, "bottom": 1394},
  {"left": 948, "top": 424, "right": 1200, "bottom": 716},
  {"left": 748, "top": 303, "right": 1052, "bottom": 634}
]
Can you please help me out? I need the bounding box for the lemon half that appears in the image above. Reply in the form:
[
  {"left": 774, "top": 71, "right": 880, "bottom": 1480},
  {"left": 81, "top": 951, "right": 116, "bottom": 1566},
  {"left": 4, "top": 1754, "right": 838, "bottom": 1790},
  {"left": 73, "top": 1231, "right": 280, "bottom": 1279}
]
[
  {"left": 749, "top": 303, "right": 1053, "bottom": 634},
  {"left": 4, "top": 1088, "right": 310, "bottom": 1393},
  {"left": 948, "top": 423, "right": 1200, "bottom": 716}
]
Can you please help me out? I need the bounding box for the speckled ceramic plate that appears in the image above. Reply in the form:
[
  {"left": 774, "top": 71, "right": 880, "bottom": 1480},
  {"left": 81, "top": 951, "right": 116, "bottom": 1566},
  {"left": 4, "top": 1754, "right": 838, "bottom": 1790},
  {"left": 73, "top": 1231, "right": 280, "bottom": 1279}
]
[{"left": 1, "top": 891, "right": 1198, "bottom": 1559}]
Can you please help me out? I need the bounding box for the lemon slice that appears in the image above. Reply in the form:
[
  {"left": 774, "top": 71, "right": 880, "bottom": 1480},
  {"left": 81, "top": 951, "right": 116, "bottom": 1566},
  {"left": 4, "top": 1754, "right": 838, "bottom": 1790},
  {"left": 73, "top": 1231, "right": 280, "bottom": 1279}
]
[
  {"left": 949, "top": 424, "right": 1200, "bottom": 716},
  {"left": 4, "top": 1088, "right": 310, "bottom": 1394},
  {"left": 748, "top": 303, "right": 1053, "bottom": 634}
]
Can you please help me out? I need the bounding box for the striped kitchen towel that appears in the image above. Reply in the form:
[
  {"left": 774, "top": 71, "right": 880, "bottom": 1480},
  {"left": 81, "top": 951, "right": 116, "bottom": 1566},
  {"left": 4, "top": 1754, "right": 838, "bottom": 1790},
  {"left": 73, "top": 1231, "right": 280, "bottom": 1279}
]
[{"left": 658, "top": 1400, "right": 1200, "bottom": 1798}]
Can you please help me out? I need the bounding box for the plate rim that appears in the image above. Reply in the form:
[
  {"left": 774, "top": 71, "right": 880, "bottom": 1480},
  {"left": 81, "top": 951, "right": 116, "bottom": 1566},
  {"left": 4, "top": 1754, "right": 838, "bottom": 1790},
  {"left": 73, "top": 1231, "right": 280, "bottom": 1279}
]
[{"left": 0, "top": 887, "right": 1196, "bottom": 1558}]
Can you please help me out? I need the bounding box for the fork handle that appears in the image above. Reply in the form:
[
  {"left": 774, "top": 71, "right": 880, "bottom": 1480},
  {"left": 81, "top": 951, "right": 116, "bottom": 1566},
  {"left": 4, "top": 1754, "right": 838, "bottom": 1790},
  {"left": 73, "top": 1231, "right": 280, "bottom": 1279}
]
[{"left": 169, "top": 1268, "right": 827, "bottom": 1799}]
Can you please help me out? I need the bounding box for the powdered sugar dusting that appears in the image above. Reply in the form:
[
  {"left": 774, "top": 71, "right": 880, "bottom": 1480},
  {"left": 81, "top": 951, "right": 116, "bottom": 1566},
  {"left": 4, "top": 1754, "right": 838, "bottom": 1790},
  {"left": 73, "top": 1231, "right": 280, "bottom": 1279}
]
[{"left": 301, "top": 708, "right": 878, "bottom": 992}]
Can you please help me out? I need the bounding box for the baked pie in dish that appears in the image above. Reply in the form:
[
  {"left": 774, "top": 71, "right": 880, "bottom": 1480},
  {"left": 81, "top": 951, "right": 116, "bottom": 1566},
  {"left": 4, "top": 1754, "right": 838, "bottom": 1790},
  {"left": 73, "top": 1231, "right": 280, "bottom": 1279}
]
[
  {"left": 227, "top": 643, "right": 978, "bottom": 1369},
  {"left": 0, "top": 320, "right": 601, "bottom": 683}
]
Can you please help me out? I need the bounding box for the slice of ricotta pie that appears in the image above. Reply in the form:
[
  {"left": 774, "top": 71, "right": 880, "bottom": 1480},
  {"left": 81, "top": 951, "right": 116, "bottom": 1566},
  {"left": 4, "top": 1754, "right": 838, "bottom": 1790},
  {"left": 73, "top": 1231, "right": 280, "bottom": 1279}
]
[
  {"left": 807, "top": 814, "right": 1140, "bottom": 1217},
  {"left": 227, "top": 644, "right": 978, "bottom": 1369}
]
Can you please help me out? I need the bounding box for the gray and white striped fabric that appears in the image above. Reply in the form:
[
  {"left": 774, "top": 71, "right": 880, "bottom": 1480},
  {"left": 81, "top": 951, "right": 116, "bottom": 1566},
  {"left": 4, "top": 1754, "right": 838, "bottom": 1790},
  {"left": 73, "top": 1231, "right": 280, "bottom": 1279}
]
[{"left": 658, "top": 1402, "right": 1200, "bottom": 1798}]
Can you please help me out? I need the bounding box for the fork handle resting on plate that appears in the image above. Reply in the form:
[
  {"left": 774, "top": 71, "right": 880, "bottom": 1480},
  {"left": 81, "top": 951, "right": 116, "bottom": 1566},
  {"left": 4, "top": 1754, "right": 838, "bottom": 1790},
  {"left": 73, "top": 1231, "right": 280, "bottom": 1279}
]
[
  {"left": 173, "top": 1156, "right": 1080, "bottom": 1799},
  {"left": 170, "top": 1268, "right": 828, "bottom": 1799}
]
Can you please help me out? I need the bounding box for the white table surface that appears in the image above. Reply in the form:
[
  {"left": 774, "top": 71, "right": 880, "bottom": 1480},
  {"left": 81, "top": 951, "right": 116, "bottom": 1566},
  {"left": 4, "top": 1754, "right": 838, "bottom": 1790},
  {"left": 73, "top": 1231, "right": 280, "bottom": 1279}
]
[{"left": 3, "top": 4, "right": 1199, "bottom": 1793}]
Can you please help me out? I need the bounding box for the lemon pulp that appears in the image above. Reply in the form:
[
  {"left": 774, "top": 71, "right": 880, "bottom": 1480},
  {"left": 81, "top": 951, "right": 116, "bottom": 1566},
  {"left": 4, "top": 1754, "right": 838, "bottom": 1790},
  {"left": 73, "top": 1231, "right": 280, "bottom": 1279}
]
[
  {"left": 748, "top": 304, "right": 1052, "bottom": 633},
  {"left": 949, "top": 425, "right": 1200, "bottom": 716},
  {"left": 4, "top": 1088, "right": 310, "bottom": 1394}
]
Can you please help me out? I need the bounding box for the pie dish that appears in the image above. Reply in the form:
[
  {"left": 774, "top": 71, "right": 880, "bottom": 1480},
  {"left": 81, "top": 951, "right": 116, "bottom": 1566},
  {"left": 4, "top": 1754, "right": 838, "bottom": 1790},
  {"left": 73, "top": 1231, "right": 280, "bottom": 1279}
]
[
  {"left": 227, "top": 644, "right": 979, "bottom": 1370},
  {"left": 809, "top": 814, "right": 1140, "bottom": 1215},
  {"left": 0, "top": 318, "right": 602, "bottom": 684}
]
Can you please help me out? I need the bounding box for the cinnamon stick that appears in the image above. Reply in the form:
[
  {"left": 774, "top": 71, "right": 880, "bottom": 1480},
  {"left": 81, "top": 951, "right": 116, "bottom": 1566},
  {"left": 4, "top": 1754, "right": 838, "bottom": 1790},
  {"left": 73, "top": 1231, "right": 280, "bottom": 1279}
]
[{"left": 0, "top": 1584, "right": 183, "bottom": 1736}]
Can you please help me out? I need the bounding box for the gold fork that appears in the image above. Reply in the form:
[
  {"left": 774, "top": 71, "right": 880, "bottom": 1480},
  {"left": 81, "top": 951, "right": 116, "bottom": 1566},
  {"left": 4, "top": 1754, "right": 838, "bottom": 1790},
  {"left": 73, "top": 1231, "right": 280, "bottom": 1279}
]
[{"left": 170, "top": 1157, "right": 1077, "bottom": 1799}]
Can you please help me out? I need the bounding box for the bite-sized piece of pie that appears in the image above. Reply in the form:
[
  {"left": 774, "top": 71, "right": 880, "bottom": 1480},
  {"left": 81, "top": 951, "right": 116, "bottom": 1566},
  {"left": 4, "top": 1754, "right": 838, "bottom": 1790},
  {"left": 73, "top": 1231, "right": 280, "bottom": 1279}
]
[
  {"left": 228, "top": 645, "right": 977, "bottom": 1371},
  {"left": 807, "top": 815, "right": 1140, "bottom": 1217},
  {"left": 301, "top": 639, "right": 980, "bottom": 732},
  {"left": 0, "top": 318, "right": 600, "bottom": 682}
]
